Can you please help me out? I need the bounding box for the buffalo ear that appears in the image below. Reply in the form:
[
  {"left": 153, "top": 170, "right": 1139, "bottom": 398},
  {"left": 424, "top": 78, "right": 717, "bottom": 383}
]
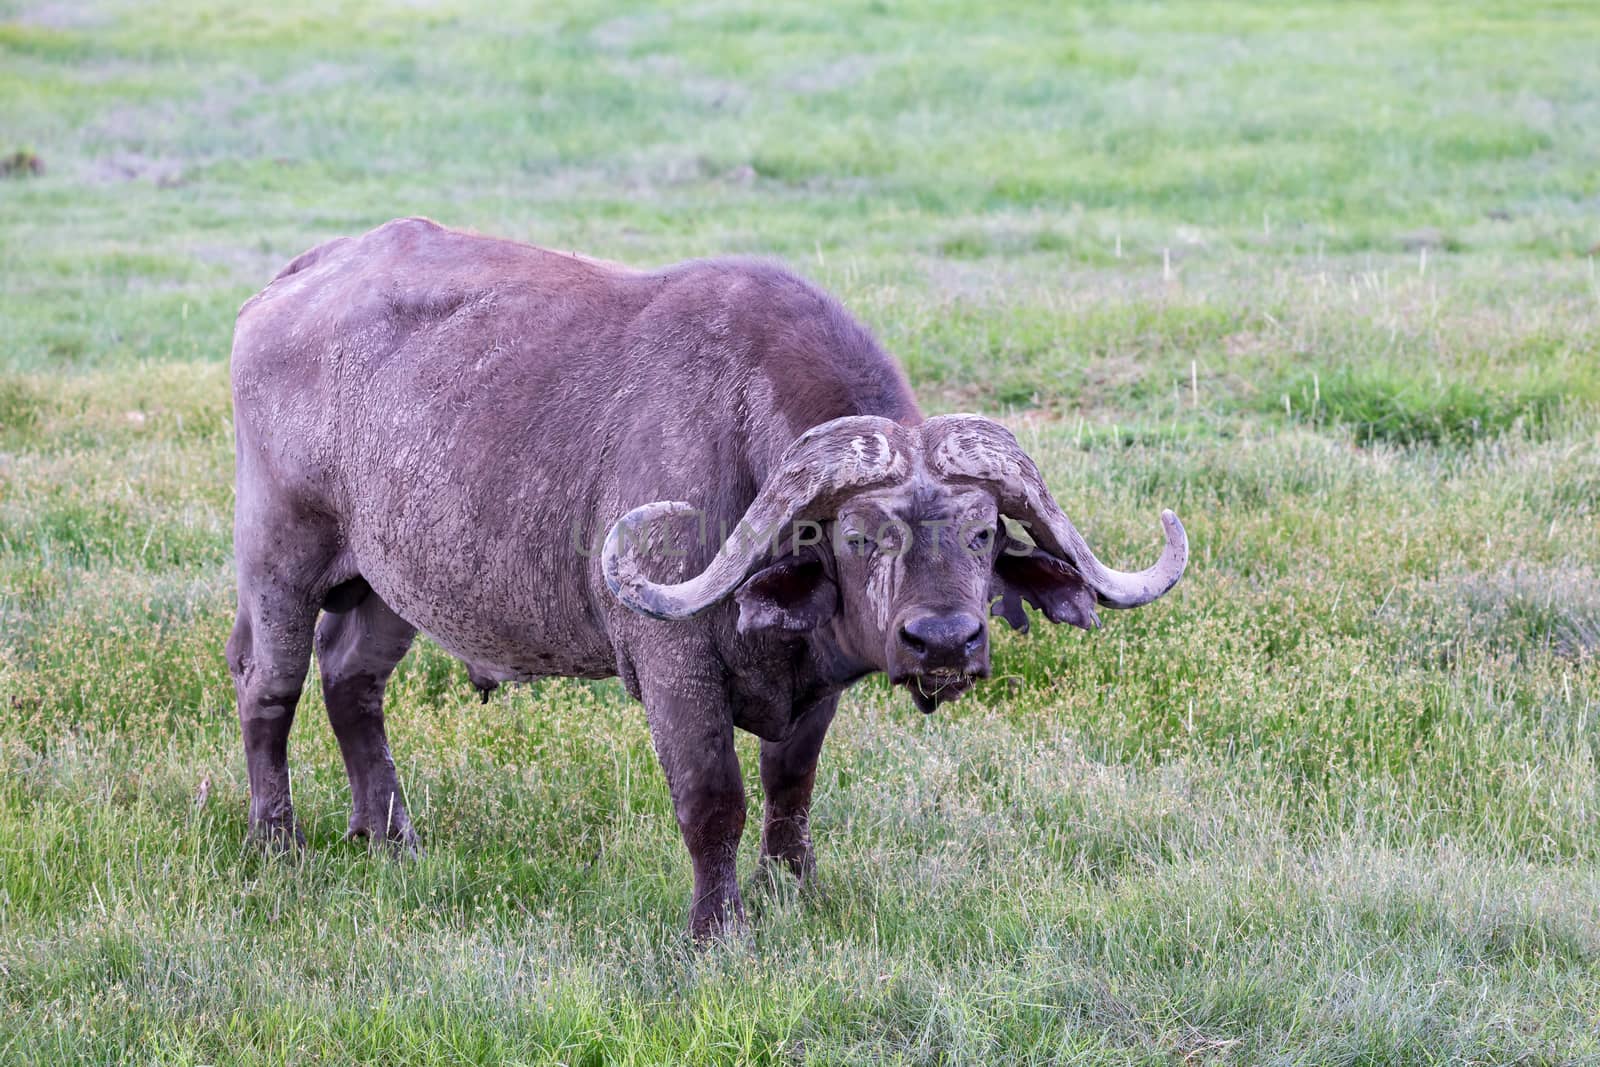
[
  {"left": 733, "top": 553, "right": 838, "bottom": 635},
  {"left": 989, "top": 535, "right": 1100, "bottom": 632}
]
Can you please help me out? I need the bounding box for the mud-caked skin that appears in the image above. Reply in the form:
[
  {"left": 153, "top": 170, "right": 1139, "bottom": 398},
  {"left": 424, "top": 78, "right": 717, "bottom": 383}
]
[{"left": 228, "top": 217, "right": 1187, "bottom": 939}]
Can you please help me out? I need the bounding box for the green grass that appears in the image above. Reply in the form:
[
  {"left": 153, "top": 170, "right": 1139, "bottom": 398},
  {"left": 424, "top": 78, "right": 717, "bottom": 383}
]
[{"left": 3, "top": 0, "right": 1600, "bottom": 1062}]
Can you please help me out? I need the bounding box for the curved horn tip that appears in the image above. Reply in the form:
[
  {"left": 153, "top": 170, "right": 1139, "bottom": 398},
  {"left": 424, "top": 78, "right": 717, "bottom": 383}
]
[
  {"left": 1156, "top": 508, "right": 1189, "bottom": 591},
  {"left": 1160, "top": 509, "right": 1187, "bottom": 548},
  {"left": 1090, "top": 507, "right": 1190, "bottom": 610}
]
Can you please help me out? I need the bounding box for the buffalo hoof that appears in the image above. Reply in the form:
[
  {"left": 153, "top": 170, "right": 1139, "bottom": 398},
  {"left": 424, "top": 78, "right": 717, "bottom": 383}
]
[
  {"left": 687, "top": 892, "right": 750, "bottom": 947},
  {"left": 346, "top": 820, "right": 423, "bottom": 858},
  {"left": 688, "top": 914, "right": 754, "bottom": 952},
  {"left": 747, "top": 858, "right": 829, "bottom": 910},
  {"left": 250, "top": 818, "right": 307, "bottom": 855}
]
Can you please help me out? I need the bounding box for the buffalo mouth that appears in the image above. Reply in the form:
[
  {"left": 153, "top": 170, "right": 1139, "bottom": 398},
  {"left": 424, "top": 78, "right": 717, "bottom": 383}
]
[{"left": 895, "top": 670, "right": 978, "bottom": 714}]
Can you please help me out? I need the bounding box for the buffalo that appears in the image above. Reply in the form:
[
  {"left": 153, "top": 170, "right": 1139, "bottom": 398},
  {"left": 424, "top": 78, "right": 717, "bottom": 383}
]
[{"left": 227, "top": 217, "right": 1187, "bottom": 937}]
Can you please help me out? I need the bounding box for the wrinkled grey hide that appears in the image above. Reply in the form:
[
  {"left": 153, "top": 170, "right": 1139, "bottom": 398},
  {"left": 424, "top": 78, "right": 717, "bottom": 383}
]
[{"left": 228, "top": 217, "right": 1187, "bottom": 938}]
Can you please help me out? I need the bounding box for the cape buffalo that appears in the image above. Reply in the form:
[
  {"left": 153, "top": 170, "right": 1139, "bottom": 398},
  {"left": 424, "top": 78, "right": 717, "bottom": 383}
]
[{"left": 228, "top": 217, "right": 1187, "bottom": 938}]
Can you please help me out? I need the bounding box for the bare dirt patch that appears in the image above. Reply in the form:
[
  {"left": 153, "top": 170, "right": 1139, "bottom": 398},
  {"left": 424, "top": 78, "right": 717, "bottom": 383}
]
[
  {"left": 275, "top": 61, "right": 352, "bottom": 94},
  {"left": 11, "top": 2, "right": 106, "bottom": 28},
  {"left": 589, "top": 13, "right": 667, "bottom": 51},
  {"left": 780, "top": 55, "right": 879, "bottom": 95},
  {"left": 609, "top": 55, "right": 747, "bottom": 110},
  {"left": 85, "top": 151, "right": 186, "bottom": 186}
]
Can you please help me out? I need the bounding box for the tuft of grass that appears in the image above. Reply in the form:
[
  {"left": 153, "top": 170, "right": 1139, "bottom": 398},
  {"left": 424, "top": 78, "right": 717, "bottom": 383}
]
[
  {"left": 0, "top": 375, "right": 47, "bottom": 445},
  {"left": 1277, "top": 365, "right": 1587, "bottom": 446}
]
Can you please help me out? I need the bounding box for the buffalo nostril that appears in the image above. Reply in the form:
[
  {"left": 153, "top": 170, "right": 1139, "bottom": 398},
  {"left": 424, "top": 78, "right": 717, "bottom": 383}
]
[
  {"left": 962, "top": 621, "right": 984, "bottom": 651},
  {"left": 899, "top": 625, "right": 927, "bottom": 654}
]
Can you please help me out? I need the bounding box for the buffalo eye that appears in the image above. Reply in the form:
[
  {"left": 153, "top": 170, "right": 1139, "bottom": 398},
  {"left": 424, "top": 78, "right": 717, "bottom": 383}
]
[
  {"left": 843, "top": 531, "right": 875, "bottom": 558},
  {"left": 967, "top": 526, "right": 993, "bottom": 554}
]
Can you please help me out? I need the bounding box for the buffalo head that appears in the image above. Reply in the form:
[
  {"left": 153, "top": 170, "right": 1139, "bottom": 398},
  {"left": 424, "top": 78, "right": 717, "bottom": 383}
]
[{"left": 602, "top": 414, "right": 1187, "bottom": 712}]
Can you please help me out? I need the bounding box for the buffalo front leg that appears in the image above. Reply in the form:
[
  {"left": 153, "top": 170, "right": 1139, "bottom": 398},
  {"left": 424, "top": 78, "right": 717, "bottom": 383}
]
[
  {"left": 759, "top": 695, "right": 839, "bottom": 883},
  {"left": 315, "top": 587, "right": 419, "bottom": 849},
  {"left": 227, "top": 596, "right": 315, "bottom": 849},
  {"left": 642, "top": 674, "right": 748, "bottom": 941}
]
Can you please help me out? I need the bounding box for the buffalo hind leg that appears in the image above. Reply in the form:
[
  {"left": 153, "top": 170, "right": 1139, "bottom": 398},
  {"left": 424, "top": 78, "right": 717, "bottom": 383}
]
[
  {"left": 315, "top": 586, "right": 419, "bottom": 849},
  {"left": 642, "top": 673, "right": 747, "bottom": 941},
  {"left": 227, "top": 595, "right": 316, "bottom": 849},
  {"left": 758, "top": 695, "right": 839, "bottom": 884}
]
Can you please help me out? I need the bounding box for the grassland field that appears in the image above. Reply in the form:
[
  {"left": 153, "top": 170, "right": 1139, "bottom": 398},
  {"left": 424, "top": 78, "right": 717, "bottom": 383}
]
[{"left": 2, "top": 1, "right": 1600, "bottom": 1063}]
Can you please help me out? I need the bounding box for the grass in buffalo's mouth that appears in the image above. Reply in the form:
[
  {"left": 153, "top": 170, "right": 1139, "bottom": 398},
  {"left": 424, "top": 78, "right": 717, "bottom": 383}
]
[{"left": 3, "top": 0, "right": 1600, "bottom": 1063}]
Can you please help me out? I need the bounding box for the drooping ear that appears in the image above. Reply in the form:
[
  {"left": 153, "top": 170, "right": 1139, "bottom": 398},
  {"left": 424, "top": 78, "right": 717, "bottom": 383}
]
[
  {"left": 988, "top": 525, "right": 1100, "bottom": 633},
  {"left": 733, "top": 551, "right": 838, "bottom": 635}
]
